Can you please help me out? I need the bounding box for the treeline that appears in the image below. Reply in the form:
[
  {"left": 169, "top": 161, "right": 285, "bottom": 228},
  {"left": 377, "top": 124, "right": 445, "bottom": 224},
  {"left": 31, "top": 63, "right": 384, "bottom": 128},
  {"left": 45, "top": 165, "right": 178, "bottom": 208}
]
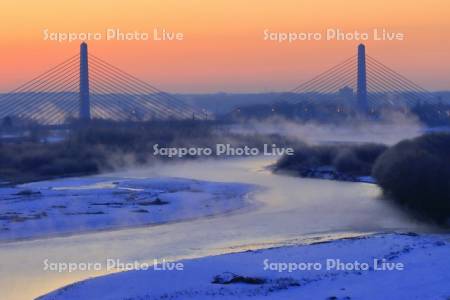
[
  {"left": 275, "top": 133, "right": 450, "bottom": 225},
  {"left": 0, "top": 119, "right": 295, "bottom": 183},
  {"left": 373, "top": 133, "right": 450, "bottom": 225},
  {"left": 274, "top": 142, "right": 387, "bottom": 178}
]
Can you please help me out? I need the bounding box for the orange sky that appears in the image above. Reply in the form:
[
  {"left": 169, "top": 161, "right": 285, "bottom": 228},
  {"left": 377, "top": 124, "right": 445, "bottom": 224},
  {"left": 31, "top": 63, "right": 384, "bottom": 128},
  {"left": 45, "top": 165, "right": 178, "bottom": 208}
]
[{"left": 1, "top": 0, "right": 449, "bottom": 93}]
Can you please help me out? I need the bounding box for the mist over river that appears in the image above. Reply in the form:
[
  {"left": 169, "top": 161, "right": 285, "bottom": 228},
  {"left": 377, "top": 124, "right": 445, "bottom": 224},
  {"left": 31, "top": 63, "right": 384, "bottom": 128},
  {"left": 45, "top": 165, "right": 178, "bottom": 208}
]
[{"left": 0, "top": 157, "right": 430, "bottom": 300}]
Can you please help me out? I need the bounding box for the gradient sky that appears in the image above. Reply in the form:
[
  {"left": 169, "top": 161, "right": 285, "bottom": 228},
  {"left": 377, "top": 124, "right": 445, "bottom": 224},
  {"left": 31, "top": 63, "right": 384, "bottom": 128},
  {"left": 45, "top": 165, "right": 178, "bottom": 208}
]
[{"left": 1, "top": 0, "right": 449, "bottom": 93}]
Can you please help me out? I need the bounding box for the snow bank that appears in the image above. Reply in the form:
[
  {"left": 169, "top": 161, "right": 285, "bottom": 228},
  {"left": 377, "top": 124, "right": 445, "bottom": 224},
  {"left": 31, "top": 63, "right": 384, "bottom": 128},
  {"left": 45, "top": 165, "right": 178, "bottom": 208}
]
[
  {"left": 0, "top": 177, "right": 255, "bottom": 241},
  {"left": 39, "top": 233, "right": 450, "bottom": 300}
]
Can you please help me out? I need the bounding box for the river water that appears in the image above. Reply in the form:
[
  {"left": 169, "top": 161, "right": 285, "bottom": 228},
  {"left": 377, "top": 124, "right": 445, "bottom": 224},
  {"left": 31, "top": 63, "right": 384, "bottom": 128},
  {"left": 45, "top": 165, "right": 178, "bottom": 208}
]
[{"left": 0, "top": 157, "right": 428, "bottom": 300}]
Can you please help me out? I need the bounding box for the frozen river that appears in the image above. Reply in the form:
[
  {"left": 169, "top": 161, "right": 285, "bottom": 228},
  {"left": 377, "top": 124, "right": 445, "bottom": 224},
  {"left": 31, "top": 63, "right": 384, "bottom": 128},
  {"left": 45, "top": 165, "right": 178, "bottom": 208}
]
[{"left": 0, "top": 157, "right": 427, "bottom": 300}]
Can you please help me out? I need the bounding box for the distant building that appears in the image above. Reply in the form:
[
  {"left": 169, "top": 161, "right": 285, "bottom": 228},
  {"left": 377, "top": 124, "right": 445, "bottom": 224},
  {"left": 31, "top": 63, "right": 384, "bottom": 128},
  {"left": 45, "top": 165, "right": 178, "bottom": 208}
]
[
  {"left": 337, "top": 86, "right": 355, "bottom": 107},
  {"left": 338, "top": 86, "right": 354, "bottom": 99}
]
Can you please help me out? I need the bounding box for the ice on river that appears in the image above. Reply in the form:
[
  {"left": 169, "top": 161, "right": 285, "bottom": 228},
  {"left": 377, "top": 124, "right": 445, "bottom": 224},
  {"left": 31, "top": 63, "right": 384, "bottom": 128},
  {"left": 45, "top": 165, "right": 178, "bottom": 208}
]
[{"left": 0, "top": 176, "right": 255, "bottom": 241}]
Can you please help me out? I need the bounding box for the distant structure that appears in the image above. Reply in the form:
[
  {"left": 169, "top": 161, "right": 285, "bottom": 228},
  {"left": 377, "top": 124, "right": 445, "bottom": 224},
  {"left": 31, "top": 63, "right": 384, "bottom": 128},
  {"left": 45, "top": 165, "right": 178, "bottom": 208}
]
[
  {"left": 79, "top": 42, "right": 91, "bottom": 120},
  {"left": 338, "top": 86, "right": 354, "bottom": 107},
  {"left": 357, "top": 44, "right": 368, "bottom": 113},
  {"left": 0, "top": 42, "right": 438, "bottom": 125},
  {"left": 338, "top": 86, "right": 354, "bottom": 98}
]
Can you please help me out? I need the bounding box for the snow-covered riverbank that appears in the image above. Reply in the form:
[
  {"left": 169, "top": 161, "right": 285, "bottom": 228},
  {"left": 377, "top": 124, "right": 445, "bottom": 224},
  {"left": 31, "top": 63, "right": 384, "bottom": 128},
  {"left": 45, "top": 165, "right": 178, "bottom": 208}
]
[
  {"left": 0, "top": 177, "right": 255, "bottom": 241},
  {"left": 0, "top": 158, "right": 432, "bottom": 300},
  {"left": 39, "top": 232, "right": 450, "bottom": 300}
]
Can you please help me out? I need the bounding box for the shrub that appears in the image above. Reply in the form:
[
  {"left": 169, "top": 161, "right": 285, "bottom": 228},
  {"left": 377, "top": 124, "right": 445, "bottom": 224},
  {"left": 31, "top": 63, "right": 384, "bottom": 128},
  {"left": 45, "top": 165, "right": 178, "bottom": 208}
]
[
  {"left": 373, "top": 133, "right": 450, "bottom": 224},
  {"left": 276, "top": 142, "right": 387, "bottom": 176},
  {"left": 333, "top": 149, "right": 365, "bottom": 174}
]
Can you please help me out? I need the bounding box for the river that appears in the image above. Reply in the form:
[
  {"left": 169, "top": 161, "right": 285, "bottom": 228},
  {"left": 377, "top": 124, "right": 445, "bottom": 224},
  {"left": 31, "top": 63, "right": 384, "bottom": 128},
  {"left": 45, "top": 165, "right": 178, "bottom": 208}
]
[{"left": 0, "top": 157, "right": 428, "bottom": 300}]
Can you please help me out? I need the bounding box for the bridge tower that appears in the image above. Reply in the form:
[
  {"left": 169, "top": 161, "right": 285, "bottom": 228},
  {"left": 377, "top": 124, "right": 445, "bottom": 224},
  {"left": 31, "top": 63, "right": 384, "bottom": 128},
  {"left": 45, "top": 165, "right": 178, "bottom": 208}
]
[
  {"left": 79, "top": 42, "right": 91, "bottom": 120},
  {"left": 357, "top": 44, "right": 368, "bottom": 113}
]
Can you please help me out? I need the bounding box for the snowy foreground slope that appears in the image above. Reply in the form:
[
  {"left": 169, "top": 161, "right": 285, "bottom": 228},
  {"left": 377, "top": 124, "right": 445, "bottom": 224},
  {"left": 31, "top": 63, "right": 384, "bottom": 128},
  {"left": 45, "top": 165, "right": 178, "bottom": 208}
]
[
  {"left": 39, "top": 233, "right": 450, "bottom": 300},
  {"left": 0, "top": 177, "right": 254, "bottom": 241}
]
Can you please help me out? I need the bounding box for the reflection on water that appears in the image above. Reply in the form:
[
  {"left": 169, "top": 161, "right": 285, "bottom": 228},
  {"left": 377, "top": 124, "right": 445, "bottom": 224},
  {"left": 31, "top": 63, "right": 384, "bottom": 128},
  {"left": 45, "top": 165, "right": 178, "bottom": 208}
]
[
  {"left": 120, "top": 157, "right": 427, "bottom": 234},
  {"left": 0, "top": 157, "right": 430, "bottom": 300}
]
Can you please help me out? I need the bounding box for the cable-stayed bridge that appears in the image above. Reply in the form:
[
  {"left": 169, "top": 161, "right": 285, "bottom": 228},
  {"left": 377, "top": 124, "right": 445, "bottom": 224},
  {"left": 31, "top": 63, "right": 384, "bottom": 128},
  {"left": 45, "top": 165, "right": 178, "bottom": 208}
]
[
  {"left": 0, "top": 43, "right": 444, "bottom": 126},
  {"left": 277, "top": 44, "right": 439, "bottom": 114},
  {"left": 0, "top": 43, "right": 206, "bottom": 125}
]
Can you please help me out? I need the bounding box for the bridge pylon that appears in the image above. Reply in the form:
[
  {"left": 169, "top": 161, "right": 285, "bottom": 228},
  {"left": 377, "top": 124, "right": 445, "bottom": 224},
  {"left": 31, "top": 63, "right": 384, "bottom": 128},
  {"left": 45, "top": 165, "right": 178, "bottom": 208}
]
[
  {"left": 357, "top": 44, "right": 368, "bottom": 113},
  {"left": 79, "top": 42, "right": 91, "bottom": 120}
]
